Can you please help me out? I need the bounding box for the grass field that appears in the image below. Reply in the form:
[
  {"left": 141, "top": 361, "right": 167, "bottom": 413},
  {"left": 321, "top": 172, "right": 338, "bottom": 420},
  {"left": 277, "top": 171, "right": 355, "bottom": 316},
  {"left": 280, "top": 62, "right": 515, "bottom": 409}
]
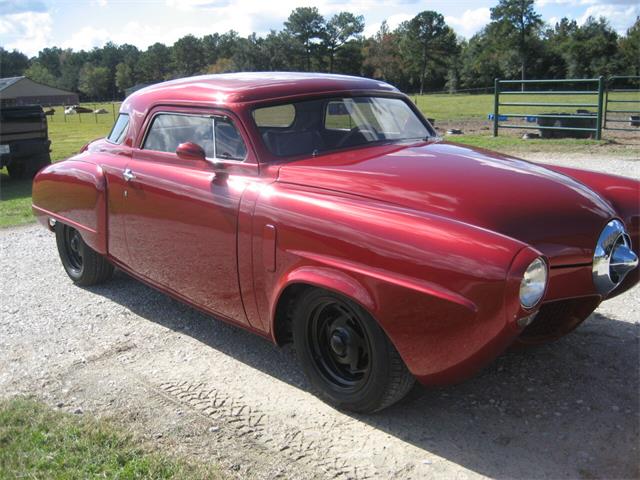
[
  {"left": 1, "top": 94, "right": 638, "bottom": 228},
  {"left": 413, "top": 91, "right": 640, "bottom": 119},
  {"left": 0, "top": 398, "right": 222, "bottom": 479}
]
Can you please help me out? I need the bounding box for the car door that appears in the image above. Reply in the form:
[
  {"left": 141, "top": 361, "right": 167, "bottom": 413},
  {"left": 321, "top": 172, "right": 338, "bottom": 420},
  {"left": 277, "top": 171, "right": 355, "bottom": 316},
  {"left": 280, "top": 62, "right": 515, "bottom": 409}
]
[
  {"left": 122, "top": 107, "right": 254, "bottom": 325},
  {"left": 102, "top": 113, "right": 133, "bottom": 266}
]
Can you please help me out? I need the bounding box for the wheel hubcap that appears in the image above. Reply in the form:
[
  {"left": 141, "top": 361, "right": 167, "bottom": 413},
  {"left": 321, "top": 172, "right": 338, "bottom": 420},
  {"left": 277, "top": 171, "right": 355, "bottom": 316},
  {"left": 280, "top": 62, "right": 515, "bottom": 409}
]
[
  {"left": 308, "top": 299, "right": 372, "bottom": 392},
  {"left": 64, "top": 227, "right": 83, "bottom": 271}
]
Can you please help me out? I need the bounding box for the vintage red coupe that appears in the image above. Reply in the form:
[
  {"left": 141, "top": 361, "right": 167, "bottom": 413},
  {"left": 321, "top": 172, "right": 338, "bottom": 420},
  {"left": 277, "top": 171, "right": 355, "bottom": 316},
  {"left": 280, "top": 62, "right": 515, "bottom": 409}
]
[{"left": 32, "top": 73, "right": 639, "bottom": 413}]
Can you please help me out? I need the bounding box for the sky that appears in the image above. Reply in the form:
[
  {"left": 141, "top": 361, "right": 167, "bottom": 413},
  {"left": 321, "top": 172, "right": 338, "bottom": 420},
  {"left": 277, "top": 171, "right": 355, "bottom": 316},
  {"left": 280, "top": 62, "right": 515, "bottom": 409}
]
[{"left": 1, "top": 0, "right": 639, "bottom": 58}]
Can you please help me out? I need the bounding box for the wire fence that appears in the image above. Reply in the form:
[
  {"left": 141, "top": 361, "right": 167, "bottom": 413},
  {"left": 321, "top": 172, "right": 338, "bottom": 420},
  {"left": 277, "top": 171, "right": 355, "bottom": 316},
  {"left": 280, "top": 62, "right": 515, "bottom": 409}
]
[{"left": 45, "top": 102, "right": 122, "bottom": 125}]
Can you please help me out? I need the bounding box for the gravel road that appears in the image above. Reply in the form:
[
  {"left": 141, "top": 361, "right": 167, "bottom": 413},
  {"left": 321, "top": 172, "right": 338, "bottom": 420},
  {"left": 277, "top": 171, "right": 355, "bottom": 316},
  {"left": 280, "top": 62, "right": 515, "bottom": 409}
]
[{"left": 1, "top": 153, "right": 638, "bottom": 479}]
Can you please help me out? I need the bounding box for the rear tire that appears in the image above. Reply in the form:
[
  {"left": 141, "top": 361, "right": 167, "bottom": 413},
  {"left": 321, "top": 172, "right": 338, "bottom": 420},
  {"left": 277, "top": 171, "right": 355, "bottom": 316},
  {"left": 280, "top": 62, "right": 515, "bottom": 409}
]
[
  {"left": 55, "top": 224, "right": 114, "bottom": 286},
  {"left": 6, "top": 162, "right": 26, "bottom": 179},
  {"left": 292, "top": 288, "right": 415, "bottom": 413},
  {"left": 7, "top": 154, "right": 51, "bottom": 179}
]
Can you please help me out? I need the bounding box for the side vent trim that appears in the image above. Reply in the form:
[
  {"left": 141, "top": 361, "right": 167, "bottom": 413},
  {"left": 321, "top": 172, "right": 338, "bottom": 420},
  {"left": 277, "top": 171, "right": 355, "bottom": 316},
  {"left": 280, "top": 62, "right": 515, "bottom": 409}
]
[{"left": 263, "top": 224, "right": 277, "bottom": 272}]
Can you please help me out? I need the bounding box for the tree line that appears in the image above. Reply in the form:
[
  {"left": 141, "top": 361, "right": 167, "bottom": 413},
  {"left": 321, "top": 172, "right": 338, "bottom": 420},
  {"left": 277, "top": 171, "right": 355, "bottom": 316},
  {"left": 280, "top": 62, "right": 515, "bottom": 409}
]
[{"left": 1, "top": 0, "right": 638, "bottom": 101}]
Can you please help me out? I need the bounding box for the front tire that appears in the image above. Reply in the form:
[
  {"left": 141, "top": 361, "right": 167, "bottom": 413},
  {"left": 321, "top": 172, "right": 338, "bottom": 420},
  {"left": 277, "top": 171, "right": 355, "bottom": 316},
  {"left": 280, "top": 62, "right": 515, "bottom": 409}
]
[
  {"left": 55, "top": 224, "right": 114, "bottom": 286},
  {"left": 292, "top": 288, "right": 415, "bottom": 413}
]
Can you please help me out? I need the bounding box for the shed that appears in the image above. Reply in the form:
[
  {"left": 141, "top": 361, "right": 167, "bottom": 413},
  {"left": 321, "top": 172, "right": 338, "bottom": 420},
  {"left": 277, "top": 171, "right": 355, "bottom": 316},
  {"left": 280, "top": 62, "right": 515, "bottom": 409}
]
[{"left": 0, "top": 76, "right": 79, "bottom": 107}]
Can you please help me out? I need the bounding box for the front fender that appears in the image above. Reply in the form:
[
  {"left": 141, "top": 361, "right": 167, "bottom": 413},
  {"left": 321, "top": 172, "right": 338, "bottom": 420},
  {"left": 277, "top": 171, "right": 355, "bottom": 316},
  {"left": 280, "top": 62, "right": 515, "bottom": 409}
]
[
  {"left": 273, "top": 266, "right": 377, "bottom": 319},
  {"left": 544, "top": 165, "right": 639, "bottom": 298},
  {"left": 254, "top": 183, "right": 538, "bottom": 385},
  {"left": 32, "top": 159, "right": 107, "bottom": 254}
]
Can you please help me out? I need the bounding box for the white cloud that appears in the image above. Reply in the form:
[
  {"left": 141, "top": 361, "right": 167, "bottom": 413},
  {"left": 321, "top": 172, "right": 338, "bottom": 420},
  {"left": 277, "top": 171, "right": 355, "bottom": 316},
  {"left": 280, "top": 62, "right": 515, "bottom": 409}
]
[
  {"left": 116, "top": 22, "right": 213, "bottom": 48},
  {"left": 60, "top": 22, "right": 216, "bottom": 51},
  {"left": 537, "top": 0, "right": 639, "bottom": 8},
  {"left": 520, "top": 0, "right": 638, "bottom": 33},
  {"left": 0, "top": 11, "right": 52, "bottom": 56},
  {"left": 164, "top": 0, "right": 417, "bottom": 38},
  {"left": 578, "top": 3, "right": 640, "bottom": 33},
  {"left": 364, "top": 13, "right": 413, "bottom": 37},
  {"left": 445, "top": 7, "right": 491, "bottom": 38},
  {"left": 4, "top": 0, "right": 639, "bottom": 57},
  {"left": 60, "top": 26, "right": 110, "bottom": 51},
  {"left": 537, "top": 0, "right": 585, "bottom": 7}
]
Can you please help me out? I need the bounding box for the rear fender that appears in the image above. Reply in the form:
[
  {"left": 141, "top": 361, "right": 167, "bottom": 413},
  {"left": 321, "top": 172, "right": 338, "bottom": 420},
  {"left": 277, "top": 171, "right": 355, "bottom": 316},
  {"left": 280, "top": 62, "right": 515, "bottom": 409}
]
[{"left": 32, "top": 159, "right": 107, "bottom": 254}]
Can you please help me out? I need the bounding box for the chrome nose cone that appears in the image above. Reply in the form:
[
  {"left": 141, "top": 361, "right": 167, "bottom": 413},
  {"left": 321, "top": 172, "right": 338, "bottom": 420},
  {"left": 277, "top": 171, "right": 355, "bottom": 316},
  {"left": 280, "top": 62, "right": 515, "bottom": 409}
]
[
  {"left": 610, "top": 243, "right": 639, "bottom": 281},
  {"left": 593, "top": 220, "right": 638, "bottom": 295}
]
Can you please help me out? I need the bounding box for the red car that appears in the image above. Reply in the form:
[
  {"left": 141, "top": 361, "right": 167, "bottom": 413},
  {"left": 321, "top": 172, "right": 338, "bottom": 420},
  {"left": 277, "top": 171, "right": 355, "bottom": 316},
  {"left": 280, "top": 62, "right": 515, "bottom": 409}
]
[{"left": 32, "top": 73, "right": 639, "bottom": 413}]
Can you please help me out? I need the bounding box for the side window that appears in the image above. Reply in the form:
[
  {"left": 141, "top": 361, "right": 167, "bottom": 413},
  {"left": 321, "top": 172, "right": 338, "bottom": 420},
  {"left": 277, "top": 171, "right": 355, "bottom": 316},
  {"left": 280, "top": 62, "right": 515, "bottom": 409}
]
[
  {"left": 215, "top": 118, "right": 247, "bottom": 160},
  {"left": 107, "top": 114, "right": 129, "bottom": 144},
  {"left": 143, "top": 114, "right": 214, "bottom": 158},
  {"left": 252, "top": 104, "right": 295, "bottom": 128}
]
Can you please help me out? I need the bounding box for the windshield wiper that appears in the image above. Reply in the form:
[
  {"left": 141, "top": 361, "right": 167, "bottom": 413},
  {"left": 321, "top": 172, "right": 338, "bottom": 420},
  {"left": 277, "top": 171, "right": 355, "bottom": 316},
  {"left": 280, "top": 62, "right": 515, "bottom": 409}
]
[{"left": 391, "top": 136, "right": 432, "bottom": 142}]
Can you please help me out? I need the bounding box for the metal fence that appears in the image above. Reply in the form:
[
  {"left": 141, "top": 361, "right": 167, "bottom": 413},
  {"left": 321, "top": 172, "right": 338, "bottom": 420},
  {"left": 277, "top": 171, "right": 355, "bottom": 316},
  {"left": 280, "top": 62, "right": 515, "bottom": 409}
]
[
  {"left": 492, "top": 77, "right": 606, "bottom": 140},
  {"left": 44, "top": 102, "right": 121, "bottom": 125},
  {"left": 603, "top": 76, "right": 640, "bottom": 133}
]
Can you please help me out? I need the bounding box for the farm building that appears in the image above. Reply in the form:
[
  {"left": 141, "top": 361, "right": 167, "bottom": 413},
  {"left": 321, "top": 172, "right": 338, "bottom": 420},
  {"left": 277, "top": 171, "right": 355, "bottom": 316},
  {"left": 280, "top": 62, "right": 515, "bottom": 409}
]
[{"left": 0, "top": 76, "right": 79, "bottom": 107}]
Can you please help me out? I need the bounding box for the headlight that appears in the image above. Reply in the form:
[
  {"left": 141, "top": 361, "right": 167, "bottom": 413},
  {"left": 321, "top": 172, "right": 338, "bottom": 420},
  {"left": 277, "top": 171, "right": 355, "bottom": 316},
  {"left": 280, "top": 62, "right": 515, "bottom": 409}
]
[{"left": 519, "top": 257, "right": 547, "bottom": 309}]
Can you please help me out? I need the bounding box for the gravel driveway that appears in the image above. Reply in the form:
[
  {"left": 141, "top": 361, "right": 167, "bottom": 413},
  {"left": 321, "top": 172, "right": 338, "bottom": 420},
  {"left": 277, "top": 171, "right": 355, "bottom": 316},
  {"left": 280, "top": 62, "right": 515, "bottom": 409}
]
[{"left": 1, "top": 153, "right": 638, "bottom": 479}]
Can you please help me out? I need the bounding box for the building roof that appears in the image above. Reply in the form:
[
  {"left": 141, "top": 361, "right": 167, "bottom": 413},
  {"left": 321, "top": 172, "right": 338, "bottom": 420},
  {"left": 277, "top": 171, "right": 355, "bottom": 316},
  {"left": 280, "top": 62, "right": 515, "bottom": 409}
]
[
  {"left": 126, "top": 72, "right": 399, "bottom": 108},
  {"left": 0, "top": 76, "right": 78, "bottom": 98},
  {"left": 0, "top": 76, "right": 23, "bottom": 92}
]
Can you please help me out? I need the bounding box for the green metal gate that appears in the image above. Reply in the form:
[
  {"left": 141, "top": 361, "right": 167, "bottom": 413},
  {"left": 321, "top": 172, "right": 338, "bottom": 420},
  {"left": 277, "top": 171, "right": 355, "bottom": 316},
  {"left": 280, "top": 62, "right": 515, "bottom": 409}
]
[
  {"left": 603, "top": 75, "right": 640, "bottom": 133},
  {"left": 492, "top": 77, "right": 605, "bottom": 140}
]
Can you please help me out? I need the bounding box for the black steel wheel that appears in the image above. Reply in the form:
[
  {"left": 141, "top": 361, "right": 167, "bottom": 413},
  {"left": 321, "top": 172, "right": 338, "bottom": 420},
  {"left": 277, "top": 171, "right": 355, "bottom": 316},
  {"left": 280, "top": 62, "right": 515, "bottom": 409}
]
[
  {"left": 293, "top": 288, "right": 415, "bottom": 413},
  {"left": 7, "top": 154, "right": 51, "bottom": 180},
  {"left": 308, "top": 298, "right": 373, "bottom": 393},
  {"left": 63, "top": 226, "right": 84, "bottom": 274},
  {"left": 55, "top": 223, "right": 114, "bottom": 286}
]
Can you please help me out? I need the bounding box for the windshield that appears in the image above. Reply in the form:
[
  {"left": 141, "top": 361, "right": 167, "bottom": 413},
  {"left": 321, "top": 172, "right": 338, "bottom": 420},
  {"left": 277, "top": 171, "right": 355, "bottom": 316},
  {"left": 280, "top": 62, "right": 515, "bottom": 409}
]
[{"left": 253, "top": 96, "right": 431, "bottom": 158}]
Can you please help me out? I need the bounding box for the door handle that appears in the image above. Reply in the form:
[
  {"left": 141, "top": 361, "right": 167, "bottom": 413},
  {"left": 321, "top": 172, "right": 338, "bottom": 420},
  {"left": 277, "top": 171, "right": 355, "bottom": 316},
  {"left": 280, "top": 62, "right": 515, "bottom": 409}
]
[{"left": 123, "top": 168, "right": 136, "bottom": 182}]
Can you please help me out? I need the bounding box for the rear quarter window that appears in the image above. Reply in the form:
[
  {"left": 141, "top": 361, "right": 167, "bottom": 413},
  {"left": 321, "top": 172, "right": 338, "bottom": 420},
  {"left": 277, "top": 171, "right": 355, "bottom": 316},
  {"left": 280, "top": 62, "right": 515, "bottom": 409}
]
[
  {"left": 107, "top": 114, "right": 129, "bottom": 144},
  {"left": 215, "top": 118, "right": 247, "bottom": 160},
  {"left": 253, "top": 104, "right": 295, "bottom": 128}
]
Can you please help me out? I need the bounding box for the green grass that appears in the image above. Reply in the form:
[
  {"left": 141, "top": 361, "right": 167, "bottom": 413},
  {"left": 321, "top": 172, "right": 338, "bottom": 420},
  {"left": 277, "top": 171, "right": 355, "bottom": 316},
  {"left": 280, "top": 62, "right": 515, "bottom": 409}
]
[
  {"left": 412, "top": 91, "right": 640, "bottom": 120},
  {"left": 0, "top": 175, "right": 34, "bottom": 228},
  {"left": 413, "top": 91, "right": 640, "bottom": 156},
  {"left": 0, "top": 398, "right": 222, "bottom": 479},
  {"left": 48, "top": 119, "right": 114, "bottom": 162},
  {"left": 449, "top": 135, "right": 632, "bottom": 155}
]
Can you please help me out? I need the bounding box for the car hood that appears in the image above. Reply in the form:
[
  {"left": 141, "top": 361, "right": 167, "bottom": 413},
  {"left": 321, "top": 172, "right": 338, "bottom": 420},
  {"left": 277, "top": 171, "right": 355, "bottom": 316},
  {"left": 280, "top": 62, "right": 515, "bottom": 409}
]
[{"left": 277, "top": 141, "right": 616, "bottom": 266}]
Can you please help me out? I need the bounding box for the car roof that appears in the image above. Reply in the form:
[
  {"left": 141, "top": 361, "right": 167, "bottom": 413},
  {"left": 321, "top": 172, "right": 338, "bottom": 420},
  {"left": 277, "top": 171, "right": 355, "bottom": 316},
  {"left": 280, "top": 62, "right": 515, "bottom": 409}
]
[{"left": 124, "top": 72, "right": 400, "bottom": 109}]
